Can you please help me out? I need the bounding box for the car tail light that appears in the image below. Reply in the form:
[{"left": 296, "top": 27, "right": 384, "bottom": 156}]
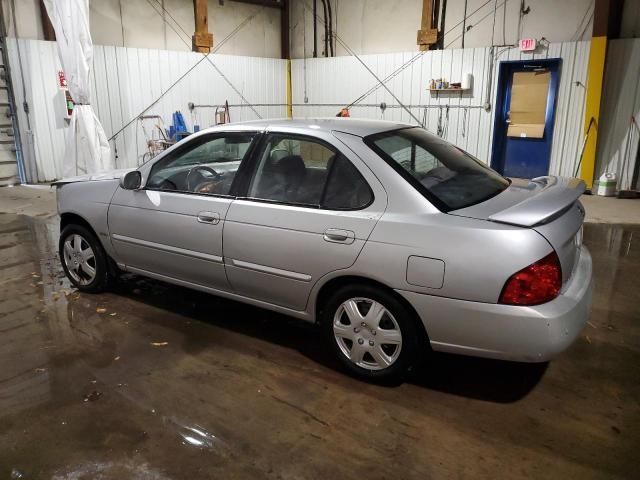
[{"left": 499, "top": 252, "right": 562, "bottom": 306}]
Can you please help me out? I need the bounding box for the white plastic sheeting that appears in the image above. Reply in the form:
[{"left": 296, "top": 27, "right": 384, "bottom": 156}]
[
  {"left": 43, "top": 0, "right": 111, "bottom": 177},
  {"left": 291, "top": 41, "right": 591, "bottom": 178},
  {"left": 5, "top": 39, "right": 287, "bottom": 182}
]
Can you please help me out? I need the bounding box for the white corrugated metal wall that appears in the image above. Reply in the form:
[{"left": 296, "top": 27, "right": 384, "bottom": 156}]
[
  {"left": 291, "top": 41, "right": 591, "bottom": 178},
  {"left": 6, "top": 39, "right": 287, "bottom": 182},
  {"left": 597, "top": 38, "right": 640, "bottom": 190},
  {"left": 9, "top": 38, "right": 638, "bottom": 186}
]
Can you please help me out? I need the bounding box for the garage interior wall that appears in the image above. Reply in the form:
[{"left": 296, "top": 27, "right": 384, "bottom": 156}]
[
  {"left": 596, "top": 38, "right": 640, "bottom": 190},
  {"left": 6, "top": 39, "right": 287, "bottom": 182},
  {"left": 7, "top": 37, "right": 639, "bottom": 184},
  {"left": 289, "top": 0, "right": 640, "bottom": 58},
  {"left": 1, "top": 0, "right": 281, "bottom": 57},
  {"left": 292, "top": 41, "right": 591, "bottom": 177}
]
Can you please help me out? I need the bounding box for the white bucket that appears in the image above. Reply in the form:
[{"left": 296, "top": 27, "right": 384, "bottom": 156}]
[
  {"left": 461, "top": 73, "right": 473, "bottom": 90},
  {"left": 596, "top": 172, "right": 617, "bottom": 196}
]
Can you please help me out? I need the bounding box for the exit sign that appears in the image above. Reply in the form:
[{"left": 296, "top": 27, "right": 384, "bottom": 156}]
[
  {"left": 519, "top": 38, "right": 537, "bottom": 51},
  {"left": 57, "top": 70, "right": 67, "bottom": 89}
]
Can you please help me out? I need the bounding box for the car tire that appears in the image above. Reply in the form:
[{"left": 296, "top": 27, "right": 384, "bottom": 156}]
[
  {"left": 59, "top": 224, "right": 114, "bottom": 293},
  {"left": 321, "top": 284, "right": 422, "bottom": 381}
]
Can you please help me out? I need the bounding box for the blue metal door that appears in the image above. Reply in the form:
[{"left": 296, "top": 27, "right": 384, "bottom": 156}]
[{"left": 491, "top": 59, "right": 561, "bottom": 179}]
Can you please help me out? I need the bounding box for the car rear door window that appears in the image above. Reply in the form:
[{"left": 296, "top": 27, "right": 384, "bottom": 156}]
[
  {"left": 147, "top": 133, "right": 256, "bottom": 196},
  {"left": 323, "top": 155, "right": 373, "bottom": 210},
  {"left": 366, "top": 128, "right": 509, "bottom": 211},
  {"left": 247, "top": 135, "right": 372, "bottom": 209}
]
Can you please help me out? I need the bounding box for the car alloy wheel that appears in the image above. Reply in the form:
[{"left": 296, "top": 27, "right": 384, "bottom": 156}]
[
  {"left": 332, "top": 297, "right": 403, "bottom": 371},
  {"left": 62, "top": 233, "right": 97, "bottom": 286}
]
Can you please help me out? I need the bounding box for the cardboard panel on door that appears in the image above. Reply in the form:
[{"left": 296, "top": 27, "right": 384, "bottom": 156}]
[{"left": 507, "top": 71, "right": 550, "bottom": 139}]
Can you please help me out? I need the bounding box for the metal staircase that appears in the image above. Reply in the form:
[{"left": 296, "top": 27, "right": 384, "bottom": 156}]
[{"left": 0, "top": 1, "right": 26, "bottom": 185}]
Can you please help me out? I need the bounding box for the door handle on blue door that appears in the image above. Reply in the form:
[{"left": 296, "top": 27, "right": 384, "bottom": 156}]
[
  {"left": 323, "top": 228, "right": 355, "bottom": 244},
  {"left": 197, "top": 211, "right": 220, "bottom": 224}
]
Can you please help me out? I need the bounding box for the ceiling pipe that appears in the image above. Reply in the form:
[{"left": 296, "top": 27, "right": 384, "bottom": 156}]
[
  {"left": 313, "top": 0, "right": 318, "bottom": 57},
  {"left": 326, "top": 0, "right": 334, "bottom": 56},
  {"left": 281, "top": 0, "right": 289, "bottom": 59},
  {"left": 319, "top": 0, "right": 329, "bottom": 56}
]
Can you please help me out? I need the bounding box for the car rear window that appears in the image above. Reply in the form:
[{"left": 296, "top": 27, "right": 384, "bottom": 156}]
[{"left": 365, "top": 128, "right": 509, "bottom": 211}]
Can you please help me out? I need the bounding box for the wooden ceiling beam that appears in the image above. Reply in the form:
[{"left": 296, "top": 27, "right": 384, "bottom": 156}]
[
  {"left": 417, "top": 0, "right": 438, "bottom": 51},
  {"left": 192, "top": 0, "right": 213, "bottom": 53}
]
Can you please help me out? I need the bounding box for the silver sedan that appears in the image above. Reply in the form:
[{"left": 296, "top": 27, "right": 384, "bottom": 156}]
[{"left": 56, "top": 118, "right": 593, "bottom": 380}]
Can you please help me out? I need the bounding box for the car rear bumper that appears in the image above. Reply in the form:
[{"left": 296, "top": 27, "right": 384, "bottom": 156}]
[{"left": 397, "top": 246, "right": 593, "bottom": 362}]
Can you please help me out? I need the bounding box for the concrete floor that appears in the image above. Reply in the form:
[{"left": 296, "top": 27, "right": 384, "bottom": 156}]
[{"left": 0, "top": 187, "right": 639, "bottom": 479}]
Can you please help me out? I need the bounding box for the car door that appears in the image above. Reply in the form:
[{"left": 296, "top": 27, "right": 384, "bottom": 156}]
[
  {"left": 108, "top": 130, "right": 258, "bottom": 290},
  {"left": 223, "top": 130, "right": 387, "bottom": 310}
]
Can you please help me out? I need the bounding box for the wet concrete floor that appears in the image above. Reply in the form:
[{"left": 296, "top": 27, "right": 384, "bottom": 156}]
[{"left": 0, "top": 212, "right": 638, "bottom": 479}]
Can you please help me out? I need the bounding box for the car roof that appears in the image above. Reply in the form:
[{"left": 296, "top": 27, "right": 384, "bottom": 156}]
[{"left": 201, "top": 118, "right": 413, "bottom": 137}]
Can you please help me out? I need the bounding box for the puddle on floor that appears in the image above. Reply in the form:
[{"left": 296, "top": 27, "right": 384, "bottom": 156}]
[{"left": 0, "top": 213, "right": 638, "bottom": 479}]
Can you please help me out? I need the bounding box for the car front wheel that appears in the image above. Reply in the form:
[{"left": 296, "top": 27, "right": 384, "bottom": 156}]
[
  {"left": 322, "top": 284, "right": 422, "bottom": 381},
  {"left": 59, "top": 224, "right": 113, "bottom": 293}
]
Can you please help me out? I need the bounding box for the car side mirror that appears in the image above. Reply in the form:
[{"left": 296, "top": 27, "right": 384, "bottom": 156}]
[{"left": 120, "top": 171, "right": 142, "bottom": 190}]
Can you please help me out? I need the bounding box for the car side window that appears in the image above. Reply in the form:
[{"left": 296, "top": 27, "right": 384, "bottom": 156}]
[
  {"left": 246, "top": 134, "right": 372, "bottom": 209},
  {"left": 323, "top": 156, "right": 373, "bottom": 210},
  {"left": 147, "top": 133, "right": 256, "bottom": 196}
]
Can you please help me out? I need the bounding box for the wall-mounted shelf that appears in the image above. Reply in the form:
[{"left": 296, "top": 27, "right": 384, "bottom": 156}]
[
  {"left": 429, "top": 88, "right": 470, "bottom": 99},
  {"left": 429, "top": 88, "right": 469, "bottom": 92}
]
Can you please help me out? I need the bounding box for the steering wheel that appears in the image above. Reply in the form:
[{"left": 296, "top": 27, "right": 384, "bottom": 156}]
[{"left": 186, "top": 165, "right": 220, "bottom": 191}]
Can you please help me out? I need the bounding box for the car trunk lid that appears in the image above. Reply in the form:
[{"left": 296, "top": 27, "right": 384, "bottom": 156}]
[{"left": 450, "top": 176, "right": 586, "bottom": 284}]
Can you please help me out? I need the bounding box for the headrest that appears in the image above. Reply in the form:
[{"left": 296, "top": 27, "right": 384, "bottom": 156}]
[{"left": 274, "top": 155, "right": 306, "bottom": 179}]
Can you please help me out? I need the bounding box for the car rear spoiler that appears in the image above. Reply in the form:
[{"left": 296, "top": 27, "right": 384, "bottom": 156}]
[{"left": 488, "top": 176, "right": 586, "bottom": 227}]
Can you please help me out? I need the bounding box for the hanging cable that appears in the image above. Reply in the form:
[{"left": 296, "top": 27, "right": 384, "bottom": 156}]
[
  {"left": 462, "top": 0, "right": 468, "bottom": 48},
  {"left": 319, "top": 0, "right": 329, "bottom": 56},
  {"left": 109, "top": 8, "right": 262, "bottom": 142},
  {"left": 571, "top": 1, "right": 594, "bottom": 41},
  {"left": 118, "top": 0, "right": 125, "bottom": 46},
  {"left": 502, "top": 0, "right": 507, "bottom": 45},
  {"left": 334, "top": 35, "right": 423, "bottom": 125},
  {"left": 491, "top": 0, "right": 498, "bottom": 46},
  {"left": 462, "top": 107, "right": 468, "bottom": 137},
  {"left": 445, "top": 0, "right": 511, "bottom": 48},
  {"left": 334, "top": 0, "right": 339, "bottom": 55},
  {"left": 334, "top": 0, "right": 497, "bottom": 109},
  {"left": 443, "top": 105, "right": 449, "bottom": 138},
  {"left": 326, "top": 0, "right": 334, "bottom": 56},
  {"left": 145, "top": 0, "right": 262, "bottom": 118},
  {"left": 146, "top": 0, "right": 189, "bottom": 36}
]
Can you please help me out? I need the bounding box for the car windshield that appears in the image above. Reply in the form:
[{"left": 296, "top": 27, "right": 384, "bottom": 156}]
[{"left": 365, "top": 127, "right": 509, "bottom": 211}]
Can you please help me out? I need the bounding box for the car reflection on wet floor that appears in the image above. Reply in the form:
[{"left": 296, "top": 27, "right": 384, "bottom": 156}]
[{"left": 0, "top": 212, "right": 638, "bottom": 479}]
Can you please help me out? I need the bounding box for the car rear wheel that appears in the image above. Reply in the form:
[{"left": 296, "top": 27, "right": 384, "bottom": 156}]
[
  {"left": 59, "top": 224, "right": 113, "bottom": 293},
  {"left": 321, "top": 284, "right": 421, "bottom": 381}
]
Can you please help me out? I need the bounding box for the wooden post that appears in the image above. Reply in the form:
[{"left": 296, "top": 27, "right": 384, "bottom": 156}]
[
  {"left": 417, "top": 0, "right": 437, "bottom": 51},
  {"left": 192, "top": 0, "right": 213, "bottom": 53}
]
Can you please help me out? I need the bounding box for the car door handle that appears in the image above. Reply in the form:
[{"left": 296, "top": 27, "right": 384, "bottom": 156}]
[
  {"left": 197, "top": 211, "right": 220, "bottom": 225},
  {"left": 323, "top": 229, "right": 355, "bottom": 244}
]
